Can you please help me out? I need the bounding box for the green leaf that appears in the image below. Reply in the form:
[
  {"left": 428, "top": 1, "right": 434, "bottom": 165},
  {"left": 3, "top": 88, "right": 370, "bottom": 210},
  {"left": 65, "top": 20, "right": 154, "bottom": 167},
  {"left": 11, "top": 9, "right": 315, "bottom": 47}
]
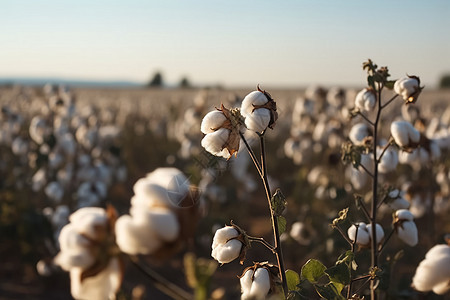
[
  {"left": 286, "top": 269, "right": 301, "bottom": 291},
  {"left": 325, "top": 262, "right": 351, "bottom": 288},
  {"left": 301, "top": 259, "right": 326, "bottom": 283},
  {"left": 271, "top": 188, "right": 287, "bottom": 216},
  {"left": 314, "top": 283, "right": 346, "bottom": 300},
  {"left": 277, "top": 216, "right": 287, "bottom": 235}
]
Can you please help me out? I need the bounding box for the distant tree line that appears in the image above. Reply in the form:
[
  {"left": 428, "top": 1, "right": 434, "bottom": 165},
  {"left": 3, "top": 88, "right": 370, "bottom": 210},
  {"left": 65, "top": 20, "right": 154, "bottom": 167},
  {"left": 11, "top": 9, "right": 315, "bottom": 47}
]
[{"left": 147, "top": 71, "right": 191, "bottom": 88}]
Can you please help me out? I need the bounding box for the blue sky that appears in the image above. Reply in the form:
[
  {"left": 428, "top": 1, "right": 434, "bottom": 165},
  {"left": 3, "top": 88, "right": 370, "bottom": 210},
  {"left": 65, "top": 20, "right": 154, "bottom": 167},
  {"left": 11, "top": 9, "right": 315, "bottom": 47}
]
[{"left": 1, "top": 0, "right": 449, "bottom": 87}]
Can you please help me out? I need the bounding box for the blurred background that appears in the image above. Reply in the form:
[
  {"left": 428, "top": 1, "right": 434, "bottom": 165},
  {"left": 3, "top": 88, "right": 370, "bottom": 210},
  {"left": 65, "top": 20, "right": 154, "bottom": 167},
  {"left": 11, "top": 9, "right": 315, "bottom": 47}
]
[{"left": 0, "top": 1, "right": 449, "bottom": 299}]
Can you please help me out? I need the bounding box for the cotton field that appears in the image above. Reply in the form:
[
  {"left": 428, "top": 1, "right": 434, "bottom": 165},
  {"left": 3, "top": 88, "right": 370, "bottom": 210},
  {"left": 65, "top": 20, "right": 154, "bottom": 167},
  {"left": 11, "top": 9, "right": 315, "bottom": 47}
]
[{"left": 0, "top": 70, "right": 449, "bottom": 299}]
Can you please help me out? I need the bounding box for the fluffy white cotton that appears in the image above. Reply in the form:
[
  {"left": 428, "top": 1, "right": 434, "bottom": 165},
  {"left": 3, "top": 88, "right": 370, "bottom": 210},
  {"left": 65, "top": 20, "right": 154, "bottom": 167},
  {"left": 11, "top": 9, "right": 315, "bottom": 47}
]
[
  {"left": 201, "top": 110, "right": 228, "bottom": 134},
  {"left": 290, "top": 222, "right": 312, "bottom": 246},
  {"left": 387, "top": 189, "right": 410, "bottom": 210},
  {"left": 391, "top": 121, "right": 420, "bottom": 147},
  {"left": 349, "top": 123, "right": 371, "bottom": 145},
  {"left": 240, "top": 268, "right": 271, "bottom": 300},
  {"left": 367, "top": 223, "right": 384, "bottom": 245},
  {"left": 201, "top": 128, "right": 230, "bottom": 156},
  {"left": 348, "top": 222, "right": 370, "bottom": 246},
  {"left": 395, "top": 209, "right": 418, "bottom": 246},
  {"left": 378, "top": 147, "right": 398, "bottom": 173},
  {"left": 355, "top": 88, "right": 376, "bottom": 112},
  {"left": 412, "top": 244, "right": 450, "bottom": 295},
  {"left": 394, "top": 77, "right": 420, "bottom": 102},
  {"left": 70, "top": 257, "right": 122, "bottom": 300},
  {"left": 241, "top": 91, "right": 272, "bottom": 133},
  {"left": 211, "top": 226, "right": 242, "bottom": 264}
]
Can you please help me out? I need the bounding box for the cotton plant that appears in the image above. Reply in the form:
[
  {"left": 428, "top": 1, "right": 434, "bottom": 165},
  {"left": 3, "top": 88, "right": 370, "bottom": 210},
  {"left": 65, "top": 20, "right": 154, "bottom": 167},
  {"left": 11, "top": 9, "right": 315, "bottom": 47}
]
[
  {"left": 307, "top": 59, "right": 438, "bottom": 300},
  {"left": 201, "top": 86, "right": 291, "bottom": 298}
]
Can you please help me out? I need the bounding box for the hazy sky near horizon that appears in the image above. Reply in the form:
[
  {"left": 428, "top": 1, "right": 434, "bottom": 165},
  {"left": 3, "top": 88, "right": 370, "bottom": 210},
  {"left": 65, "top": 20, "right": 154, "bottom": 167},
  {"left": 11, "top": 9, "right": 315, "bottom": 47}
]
[{"left": 1, "top": 0, "right": 449, "bottom": 87}]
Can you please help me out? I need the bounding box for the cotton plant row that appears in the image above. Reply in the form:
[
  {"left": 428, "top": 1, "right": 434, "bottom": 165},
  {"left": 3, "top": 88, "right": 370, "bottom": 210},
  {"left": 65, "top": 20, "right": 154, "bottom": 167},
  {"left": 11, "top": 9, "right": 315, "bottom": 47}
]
[
  {"left": 0, "top": 85, "right": 127, "bottom": 246},
  {"left": 50, "top": 167, "right": 200, "bottom": 299}
]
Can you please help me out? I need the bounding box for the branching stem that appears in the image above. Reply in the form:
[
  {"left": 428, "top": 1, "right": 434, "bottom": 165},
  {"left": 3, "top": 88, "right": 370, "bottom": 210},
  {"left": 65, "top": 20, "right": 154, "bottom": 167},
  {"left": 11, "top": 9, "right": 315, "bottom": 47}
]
[
  {"left": 357, "top": 111, "right": 375, "bottom": 126},
  {"left": 248, "top": 236, "right": 276, "bottom": 253},
  {"left": 130, "top": 255, "right": 193, "bottom": 300},
  {"left": 239, "top": 132, "right": 262, "bottom": 177}
]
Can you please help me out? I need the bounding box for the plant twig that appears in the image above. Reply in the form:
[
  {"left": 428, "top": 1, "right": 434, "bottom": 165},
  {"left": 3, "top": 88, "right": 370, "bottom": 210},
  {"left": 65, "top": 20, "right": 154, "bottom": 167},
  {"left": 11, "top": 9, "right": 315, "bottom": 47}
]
[
  {"left": 357, "top": 111, "right": 375, "bottom": 126},
  {"left": 130, "top": 255, "right": 193, "bottom": 300},
  {"left": 378, "top": 227, "right": 395, "bottom": 255},
  {"left": 376, "top": 136, "right": 393, "bottom": 163},
  {"left": 334, "top": 224, "right": 353, "bottom": 246},
  {"left": 259, "top": 133, "right": 288, "bottom": 298},
  {"left": 356, "top": 196, "right": 371, "bottom": 222},
  {"left": 248, "top": 236, "right": 276, "bottom": 253},
  {"left": 381, "top": 94, "right": 399, "bottom": 109},
  {"left": 359, "top": 163, "right": 374, "bottom": 178}
]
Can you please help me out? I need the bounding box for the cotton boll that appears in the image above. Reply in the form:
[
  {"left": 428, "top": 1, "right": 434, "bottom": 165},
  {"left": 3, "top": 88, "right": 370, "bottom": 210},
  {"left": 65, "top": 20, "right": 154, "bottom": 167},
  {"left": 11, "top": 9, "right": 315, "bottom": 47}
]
[
  {"left": 348, "top": 222, "right": 370, "bottom": 246},
  {"left": 69, "top": 207, "right": 108, "bottom": 241},
  {"left": 367, "top": 223, "right": 384, "bottom": 245},
  {"left": 70, "top": 257, "right": 122, "bottom": 300},
  {"left": 201, "top": 128, "right": 230, "bottom": 156},
  {"left": 130, "top": 206, "right": 179, "bottom": 242},
  {"left": 241, "top": 89, "right": 277, "bottom": 133},
  {"left": 240, "top": 268, "right": 271, "bottom": 300},
  {"left": 349, "top": 123, "right": 371, "bottom": 145},
  {"left": 200, "top": 110, "right": 227, "bottom": 134},
  {"left": 211, "top": 226, "right": 243, "bottom": 264},
  {"left": 378, "top": 147, "right": 398, "bottom": 173},
  {"left": 394, "top": 76, "right": 421, "bottom": 103},
  {"left": 391, "top": 121, "right": 420, "bottom": 147},
  {"left": 355, "top": 88, "right": 376, "bottom": 112},
  {"left": 245, "top": 109, "right": 271, "bottom": 133},
  {"left": 115, "top": 215, "right": 162, "bottom": 255},
  {"left": 397, "top": 220, "right": 418, "bottom": 246},
  {"left": 412, "top": 244, "right": 450, "bottom": 295}
]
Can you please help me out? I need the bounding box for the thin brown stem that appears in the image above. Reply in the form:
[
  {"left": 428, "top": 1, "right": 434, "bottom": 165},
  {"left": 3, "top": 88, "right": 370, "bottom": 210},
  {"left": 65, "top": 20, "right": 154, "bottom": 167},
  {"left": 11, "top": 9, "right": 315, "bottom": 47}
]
[
  {"left": 239, "top": 132, "right": 262, "bottom": 177},
  {"left": 353, "top": 277, "right": 372, "bottom": 296},
  {"left": 359, "top": 163, "right": 374, "bottom": 178},
  {"left": 130, "top": 255, "right": 193, "bottom": 300},
  {"left": 378, "top": 227, "right": 396, "bottom": 255},
  {"left": 356, "top": 196, "right": 371, "bottom": 222},
  {"left": 376, "top": 136, "right": 393, "bottom": 163},
  {"left": 259, "top": 134, "right": 288, "bottom": 298},
  {"left": 381, "top": 94, "right": 399, "bottom": 109},
  {"left": 357, "top": 111, "right": 375, "bottom": 126},
  {"left": 248, "top": 236, "right": 276, "bottom": 253},
  {"left": 334, "top": 224, "right": 353, "bottom": 246}
]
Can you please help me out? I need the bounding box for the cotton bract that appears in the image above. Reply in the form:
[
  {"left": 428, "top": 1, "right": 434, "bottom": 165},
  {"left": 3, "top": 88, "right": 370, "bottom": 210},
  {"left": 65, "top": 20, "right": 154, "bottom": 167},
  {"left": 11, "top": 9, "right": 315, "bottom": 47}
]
[
  {"left": 412, "top": 244, "right": 450, "bottom": 295},
  {"left": 211, "top": 226, "right": 243, "bottom": 264},
  {"left": 240, "top": 267, "right": 271, "bottom": 300}
]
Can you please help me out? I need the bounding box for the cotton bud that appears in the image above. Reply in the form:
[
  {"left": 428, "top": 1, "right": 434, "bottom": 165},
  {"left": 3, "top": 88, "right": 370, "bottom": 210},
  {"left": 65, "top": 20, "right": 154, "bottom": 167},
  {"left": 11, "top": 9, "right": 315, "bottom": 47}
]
[
  {"left": 240, "top": 86, "right": 278, "bottom": 133},
  {"left": 390, "top": 121, "right": 420, "bottom": 148},
  {"left": 394, "top": 209, "right": 418, "bottom": 246},
  {"left": 377, "top": 146, "right": 398, "bottom": 173},
  {"left": 354, "top": 88, "right": 376, "bottom": 112},
  {"left": 349, "top": 123, "right": 372, "bottom": 146},
  {"left": 412, "top": 244, "right": 450, "bottom": 295},
  {"left": 394, "top": 76, "right": 423, "bottom": 104},
  {"left": 201, "top": 104, "right": 243, "bottom": 159},
  {"left": 211, "top": 225, "right": 246, "bottom": 264},
  {"left": 240, "top": 263, "right": 280, "bottom": 300}
]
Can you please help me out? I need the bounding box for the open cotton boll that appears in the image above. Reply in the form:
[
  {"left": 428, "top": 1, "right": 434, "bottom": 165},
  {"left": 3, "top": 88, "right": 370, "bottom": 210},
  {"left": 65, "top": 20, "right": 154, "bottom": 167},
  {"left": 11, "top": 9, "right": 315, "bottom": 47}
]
[
  {"left": 391, "top": 121, "right": 420, "bottom": 147},
  {"left": 69, "top": 207, "right": 108, "bottom": 241},
  {"left": 70, "top": 257, "right": 122, "bottom": 300},
  {"left": 412, "top": 244, "right": 450, "bottom": 295},
  {"left": 377, "top": 147, "right": 398, "bottom": 173},
  {"left": 245, "top": 109, "right": 271, "bottom": 133},
  {"left": 397, "top": 220, "right": 418, "bottom": 246},
  {"left": 355, "top": 88, "right": 376, "bottom": 112},
  {"left": 130, "top": 206, "right": 179, "bottom": 242},
  {"left": 240, "top": 268, "right": 271, "bottom": 300},
  {"left": 349, "top": 123, "right": 372, "bottom": 145},
  {"left": 200, "top": 110, "right": 227, "bottom": 134},
  {"left": 241, "top": 91, "right": 269, "bottom": 118},
  {"left": 115, "top": 215, "right": 162, "bottom": 255},
  {"left": 211, "top": 226, "right": 242, "bottom": 264},
  {"left": 145, "top": 168, "right": 190, "bottom": 204},
  {"left": 201, "top": 128, "right": 230, "bottom": 155},
  {"left": 394, "top": 76, "right": 422, "bottom": 103},
  {"left": 348, "top": 222, "right": 370, "bottom": 246},
  {"left": 132, "top": 181, "right": 171, "bottom": 208},
  {"left": 367, "top": 223, "right": 384, "bottom": 245}
]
